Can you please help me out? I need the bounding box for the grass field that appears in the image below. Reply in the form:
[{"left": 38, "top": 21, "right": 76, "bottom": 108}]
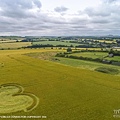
[
  {"left": 55, "top": 57, "right": 120, "bottom": 75},
  {"left": 0, "top": 49, "right": 120, "bottom": 120},
  {"left": 32, "top": 41, "right": 80, "bottom": 46},
  {"left": 105, "top": 56, "right": 120, "bottom": 61},
  {"left": 69, "top": 51, "right": 120, "bottom": 62},
  {"left": 69, "top": 52, "right": 108, "bottom": 59}
]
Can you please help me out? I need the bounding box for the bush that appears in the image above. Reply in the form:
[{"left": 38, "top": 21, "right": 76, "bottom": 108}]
[
  {"left": 95, "top": 67, "right": 119, "bottom": 75},
  {"left": 55, "top": 53, "right": 65, "bottom": 57},
  {"left": 67, "top": 47, "right": 72, "bottom": 52}
]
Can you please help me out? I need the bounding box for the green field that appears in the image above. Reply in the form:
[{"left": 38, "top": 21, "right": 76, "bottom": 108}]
[
  {"left": 32, "top": 41, "right": 79, "bottom": 46},
  {"left": 25, "top": 51, "right": 120, "bottom": 74},
  {"left": 69, "top": 52, "right": 108, "bottom": 59},
  {"left": 55, "top": 57, "right": 120, "bottom": 74},
  {"left": 0, "top": 49, "right": 120, "bottom": 119},
  {"left": 105, "top": 56, "right": 120, "bottom": 61},
  {"left": 69, "top": 51, "right": 120, "bottom": 62}
]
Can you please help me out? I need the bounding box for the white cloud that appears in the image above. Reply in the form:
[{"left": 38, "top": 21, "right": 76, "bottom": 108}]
[
  {"left": 54, "top": 6, "right": 68, "bottom": 13},
  {"left": 0, "top": 0, "right": 120, "bottom": 36}
]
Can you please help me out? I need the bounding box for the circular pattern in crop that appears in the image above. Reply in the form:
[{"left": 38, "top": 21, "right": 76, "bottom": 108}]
[{"left": 0, "top": 83, "right": 39, "bottom": 113}]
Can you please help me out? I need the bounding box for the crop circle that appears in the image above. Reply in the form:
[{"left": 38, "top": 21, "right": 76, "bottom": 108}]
[{"left": 0, "top": 83, "right": 39, "bottom": 113}]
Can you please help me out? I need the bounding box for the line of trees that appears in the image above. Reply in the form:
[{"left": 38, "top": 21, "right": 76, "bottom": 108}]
[{"left": 26, "top": 44, "right": 74, "bottom": 48}]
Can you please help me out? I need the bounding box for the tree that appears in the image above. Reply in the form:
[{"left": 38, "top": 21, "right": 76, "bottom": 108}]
[{"left": 67, "top": 47, "right": 72, "bottom": 52}]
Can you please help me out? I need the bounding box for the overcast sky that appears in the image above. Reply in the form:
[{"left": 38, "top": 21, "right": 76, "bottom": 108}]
[{"left": 0, "top": 0, "right": 120, "bottom": 36}]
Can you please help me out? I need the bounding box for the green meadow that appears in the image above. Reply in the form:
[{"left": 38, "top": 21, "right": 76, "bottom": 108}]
[
  {"left": 55, "top": 57, "right": 120, "bottom": 73},
  {"left": 32, "top": 41, "right": 79, "bottom": 46},
  {"left": 105, "top": 56, "right": 120, "bottom": 61},
  {"left": 0, "top": 49, "right": 120, "bottom": 120},
  {"left": 69, "top": 52, "right": 108, "bottom": 59},
  {"left": 69, "top": 52, "right": 120, "bottom": 62}
]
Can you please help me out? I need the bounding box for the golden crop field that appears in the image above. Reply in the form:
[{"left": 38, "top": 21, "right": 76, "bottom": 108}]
[
  {"left": 0, "top": 49, "right": 120, "bottom": 120},
  {"left": 93, "top": 40, "right": 117, "bottom": 43},
  {"left": 0, "top": 42, "right": 32, "bottom": 49},
  {"left": 0, "top": 40, "right": 17, "bottom": 43}
]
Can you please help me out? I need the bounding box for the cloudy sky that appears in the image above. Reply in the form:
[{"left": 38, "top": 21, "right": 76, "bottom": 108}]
[{"left": 0, "top": 0, "right": 120, "bottom": 36}]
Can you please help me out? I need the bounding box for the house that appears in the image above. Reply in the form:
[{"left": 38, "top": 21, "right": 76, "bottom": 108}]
[{"left": 108, "top": 53, "right": 114, "bottom": 57}]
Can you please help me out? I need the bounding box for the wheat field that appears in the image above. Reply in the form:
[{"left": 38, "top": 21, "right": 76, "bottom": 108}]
[{"left": 0, "top": 49, "right": 120, "bottom": 120}]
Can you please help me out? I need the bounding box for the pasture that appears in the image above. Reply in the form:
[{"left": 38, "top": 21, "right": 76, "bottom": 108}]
[
  {"left": 55, "top": 57, "right": 120, "bottom": 73},
  {"left": 105, "top": 56, "right": 120, "bottom": 62},
  {"left": 68, "top": 51, "right": 120, "bottom": 62},
  {"left": 69, "top": 52, "right": 108, "bottom": 59},
  {"left": 32, "top": 41, "right": 79, "bottom": 47},
  {"left": 0, "top": 49, "right": 120, "bottom": 120}
]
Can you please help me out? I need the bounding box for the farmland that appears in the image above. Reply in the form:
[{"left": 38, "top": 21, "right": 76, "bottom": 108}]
[
  {"left": 0, "top": 48, "right": 120, "bottom": 120},
  {"left": 69, "top": 52, "right": 108, "bottom": 59},
  {"left": 0, "top": 42, "right": 32, "bottom": 49},
  {"left": 105, "top": 56, "right": 120, "bottom": 61},
  {"left": 32, "top": 41, "right": 79, "bottom": 47},
  {"left": 67, "top": 51, "right": 120, "bottom": 62},
  {"left": 0, "top": 35, "right": 120, "bottom": 119},
  {"left": 55, "top": 57, "right": 120, "bottom": 73},
  {"left": 0, "top": 36, "right": 120, "bottom": 50}
]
